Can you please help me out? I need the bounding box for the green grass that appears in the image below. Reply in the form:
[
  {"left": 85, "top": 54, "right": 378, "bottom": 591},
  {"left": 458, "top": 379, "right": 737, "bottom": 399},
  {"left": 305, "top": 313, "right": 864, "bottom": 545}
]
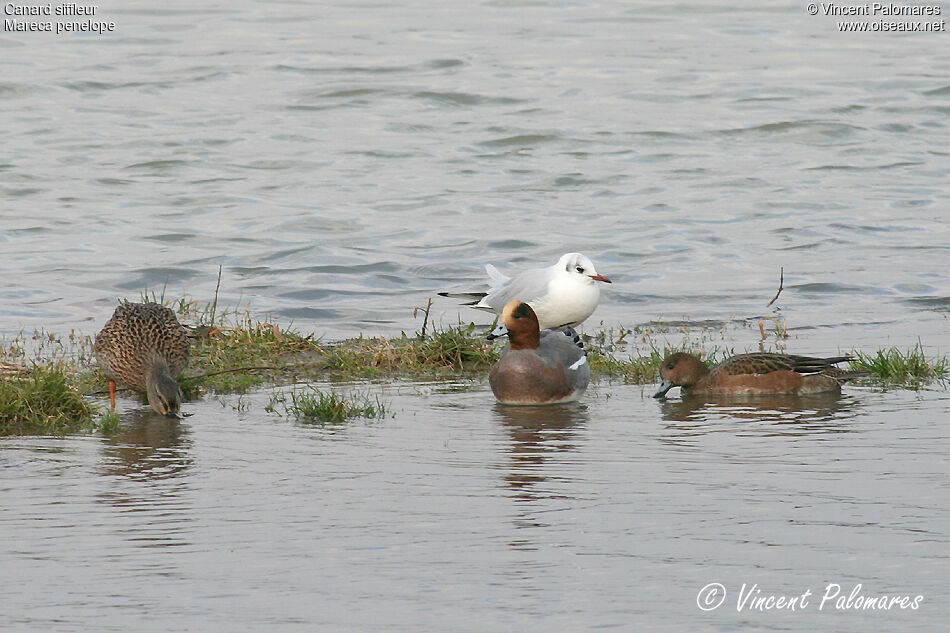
[
  {"left": 586, "top": 347, "right": 665, "bottom": 382},
  {"left": 317, "top": 323, "right": 497, "bottom": 379},
  {"left": 0, "top": 364, "right": 98, "bottom": 436},
  {"left": 184, "top": 320, "right": 319, "bottom": 392},
  {"left": 850, "top": 344, "right": 949, "bottom": 387},
  {"left": 266, "top": 386, "right": 388, "bottom": 423},
  {"left": 124, "top": 293, "right": 323, "bottom": 392},
  {"left": 183, "top": 315, "right": 495, "bottom": 389},
  {"left": 98, "top": 409, "right": 121, "bottom": 435}
]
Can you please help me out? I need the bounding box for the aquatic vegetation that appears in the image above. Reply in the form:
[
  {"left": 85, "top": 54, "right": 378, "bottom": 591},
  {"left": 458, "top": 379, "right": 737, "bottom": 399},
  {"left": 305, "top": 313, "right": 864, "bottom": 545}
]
[
  {"left": 98, "top": 409, "right": 121, "bottom": 436},
  {"left": 185, "top": 319, "right": 318, "bottom": 392},
  {"left": 851, "top": 344, "right": 949, "bottom": 387},
  {"left": 266, "top": 386, "right": 388, "bottom": 423},
  {"left": 1, "top": 295, "right": 947, "bottom": 437},
  {"left": 0, "top": 363, "right": 98, "bottom": 436},
  {"left": 318, "top": 324, "right": 497, "bottom": 379},
  {"left": 1, "top": 327, "right": 97, "bottom": 367},
  {"left": 586, "top": 347, "right": 665, "bottom": 382}
]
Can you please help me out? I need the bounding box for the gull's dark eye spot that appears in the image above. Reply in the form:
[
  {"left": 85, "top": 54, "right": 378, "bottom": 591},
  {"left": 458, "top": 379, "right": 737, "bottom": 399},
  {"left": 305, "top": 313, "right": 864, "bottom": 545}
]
[{"left": 575, "top": 266, "right": 584, "bottom": 273}]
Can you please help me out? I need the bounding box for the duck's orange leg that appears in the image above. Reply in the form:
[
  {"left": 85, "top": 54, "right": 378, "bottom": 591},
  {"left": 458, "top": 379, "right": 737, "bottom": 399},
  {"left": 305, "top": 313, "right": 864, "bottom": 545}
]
[{"left": 109, "top": 380, "right": 116, "bottom": 409}]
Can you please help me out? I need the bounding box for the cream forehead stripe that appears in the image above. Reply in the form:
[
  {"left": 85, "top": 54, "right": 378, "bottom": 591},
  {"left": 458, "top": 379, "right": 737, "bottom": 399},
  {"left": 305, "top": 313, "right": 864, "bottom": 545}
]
[{"left": 501, "top": 299, "right": 522, "bottom": 323}]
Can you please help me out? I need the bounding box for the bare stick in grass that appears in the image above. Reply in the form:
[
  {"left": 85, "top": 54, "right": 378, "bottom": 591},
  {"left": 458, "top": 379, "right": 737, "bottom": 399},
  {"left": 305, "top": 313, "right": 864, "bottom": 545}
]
[
  {"left": 766, "top": 267, "right": 784, "bottom": 307},
  {"left": 413, "top": 297, "right": 434, "bottom": 340},
  {"left": 211, "top": 265, "right": 223, "bottom": 329}
]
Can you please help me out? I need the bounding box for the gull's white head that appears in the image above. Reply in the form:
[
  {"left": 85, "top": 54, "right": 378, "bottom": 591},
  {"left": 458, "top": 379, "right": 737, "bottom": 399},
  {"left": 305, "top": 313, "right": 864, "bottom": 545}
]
[{"left": 556, "top": 253, "right": 611, "bottom": 285}]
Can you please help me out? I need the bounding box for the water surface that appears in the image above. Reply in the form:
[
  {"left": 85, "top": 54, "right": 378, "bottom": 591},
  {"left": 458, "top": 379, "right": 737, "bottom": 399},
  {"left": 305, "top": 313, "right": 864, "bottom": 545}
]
[
  {"left": 1, "top": 0, "right": 947, "bottom": 353},
  {"left": 2, "top": 384, "right": 948, "bottom": 632}
]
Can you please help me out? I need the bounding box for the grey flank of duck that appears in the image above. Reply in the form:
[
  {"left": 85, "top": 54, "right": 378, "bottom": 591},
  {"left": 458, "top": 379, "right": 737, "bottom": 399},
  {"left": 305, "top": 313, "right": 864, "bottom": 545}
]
[{"left": 95, "top": 302, "right": 190, "bottom": 416}]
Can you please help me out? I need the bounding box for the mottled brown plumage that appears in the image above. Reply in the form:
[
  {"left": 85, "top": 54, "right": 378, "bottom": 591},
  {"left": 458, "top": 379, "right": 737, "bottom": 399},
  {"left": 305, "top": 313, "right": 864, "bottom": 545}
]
[
  {"left": 707, "top": 353, "right": 853, "bottom": 378},
  {"left": 654, "top": 352, "right": 857, "bottom": 398},
  {"left": 95, "top": 302, "right": 190, "bottom": 415}
]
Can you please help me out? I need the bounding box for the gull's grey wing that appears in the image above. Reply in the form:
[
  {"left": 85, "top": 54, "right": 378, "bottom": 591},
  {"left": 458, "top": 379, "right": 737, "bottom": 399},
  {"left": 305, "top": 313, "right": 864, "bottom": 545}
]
[{"left": 482, "top": 265, "right": 553, "bottom": 312}]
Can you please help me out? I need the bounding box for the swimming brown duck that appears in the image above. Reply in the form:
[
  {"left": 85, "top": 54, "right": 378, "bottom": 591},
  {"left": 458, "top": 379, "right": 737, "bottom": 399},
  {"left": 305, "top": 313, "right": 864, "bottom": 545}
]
[
  {"left": 653, "top": 352, "right": 858, "bottom": 398},
  {"left": 94, "top": 302, "right": 190, "bottom": 416}
]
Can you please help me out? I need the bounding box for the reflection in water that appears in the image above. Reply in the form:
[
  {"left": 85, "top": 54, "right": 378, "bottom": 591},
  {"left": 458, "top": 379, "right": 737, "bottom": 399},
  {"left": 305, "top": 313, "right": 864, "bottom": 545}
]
[
  {"left": 95, "top": 410, "right": 196, "bottom": 550},
  {"left": 99, "top": 410, "right": 194, "bottom": 480},
  {"left": 656, "top": 393, "right": 861, "bottom": 436},
  {"left": 494, "top": 403, "right": 589, "bottom": 545}
]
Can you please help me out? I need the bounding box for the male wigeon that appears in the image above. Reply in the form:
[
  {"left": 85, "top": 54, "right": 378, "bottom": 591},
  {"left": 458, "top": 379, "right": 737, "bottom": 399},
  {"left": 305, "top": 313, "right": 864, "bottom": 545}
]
[
  {"left": 487, "top": 300, "right": 590, "bottom": 405},
  {"left": 653, "top": 352, "right": 857, "bottom": 398},
  {"left": 439, "top": 252, "right": 611, "bottom": 329}
]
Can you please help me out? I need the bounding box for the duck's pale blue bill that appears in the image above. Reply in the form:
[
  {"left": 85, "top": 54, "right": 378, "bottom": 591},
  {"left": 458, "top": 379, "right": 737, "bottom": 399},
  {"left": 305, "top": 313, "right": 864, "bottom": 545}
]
[
  {"left": 486, "top": 324, "right": 509, "bottom": 341},
  {"left": 653, "top": 380, "right": 674, "bottom": 398}
]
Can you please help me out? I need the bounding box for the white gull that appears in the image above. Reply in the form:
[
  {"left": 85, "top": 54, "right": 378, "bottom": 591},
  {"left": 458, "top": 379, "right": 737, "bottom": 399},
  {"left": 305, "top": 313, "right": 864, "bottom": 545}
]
[{"left": 438, "top": 252, "right": 611, "bottom": 329}]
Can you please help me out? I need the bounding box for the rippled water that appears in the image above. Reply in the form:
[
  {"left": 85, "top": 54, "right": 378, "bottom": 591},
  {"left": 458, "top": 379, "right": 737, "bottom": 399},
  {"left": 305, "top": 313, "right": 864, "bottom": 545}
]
[
  {"left": 3, "top": 384, "right": 948, "bottom": 631},
  {"left": 2, "top": 0, "right": 948, "bottom": 350},
  {"left": 2, "top": 0, "right": 949, "bottom": 631}
]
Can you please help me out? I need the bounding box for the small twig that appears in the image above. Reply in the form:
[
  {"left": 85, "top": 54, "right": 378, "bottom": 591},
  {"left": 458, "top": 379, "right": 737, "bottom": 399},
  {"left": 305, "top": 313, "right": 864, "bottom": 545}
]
[
  {"left": 85, "top": 365, "right": 281, "bottom": 395},
  {"left": 413, "top": 298, "right": 433, "bottom": 339},
  {"left": 185, "top": 365, "right": 279, "bottom": 380},
  {"left": 766, "top": 267, "right": 784, "bottom": 307},
  {"left": 616, "top": 326, "right": 628, "bottom": 345},
  {"left": 210, "top": 265, "right": 223, "bottom": 328},
  {"left": 0, "top": 361, "right": 28, "bottom": 376},
  {"left": 259, "top": 323, "right": 284, "bottom": 341}
]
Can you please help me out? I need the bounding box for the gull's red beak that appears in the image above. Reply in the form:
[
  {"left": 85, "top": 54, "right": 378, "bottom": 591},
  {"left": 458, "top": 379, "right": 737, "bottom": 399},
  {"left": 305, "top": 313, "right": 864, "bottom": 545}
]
[{"left": 589, "top": 274, "right": 611, "bottom": 283}]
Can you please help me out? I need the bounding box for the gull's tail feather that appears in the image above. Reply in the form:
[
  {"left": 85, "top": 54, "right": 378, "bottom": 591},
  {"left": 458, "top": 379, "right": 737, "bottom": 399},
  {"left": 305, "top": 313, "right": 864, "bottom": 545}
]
[{"left": 437, "top": 291, "right": 488, "bottom": 306}]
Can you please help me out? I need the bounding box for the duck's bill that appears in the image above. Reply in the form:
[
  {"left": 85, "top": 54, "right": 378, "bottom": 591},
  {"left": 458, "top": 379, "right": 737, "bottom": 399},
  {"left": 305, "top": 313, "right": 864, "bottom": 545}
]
[
  {"left": 653, "top": 381, "right": 675, "bottom": 398},
  {"left": 589, "top": 274, "right": 611, "bottom": 283},
  {"left": 487, "top": 324, "right": 509, "bottom": 340}
]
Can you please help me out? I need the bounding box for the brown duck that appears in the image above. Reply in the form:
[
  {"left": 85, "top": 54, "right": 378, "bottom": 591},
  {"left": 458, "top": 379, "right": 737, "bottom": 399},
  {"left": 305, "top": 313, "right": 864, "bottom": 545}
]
[
  {"left": 95, "top": 302, "right": 190, "bottom": 416},
  {"left": 653, "top": 352, "right": 859, "bottom": 398},
  {"left": 487, "top": 300, "right": 590, "bottom": 405}
]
